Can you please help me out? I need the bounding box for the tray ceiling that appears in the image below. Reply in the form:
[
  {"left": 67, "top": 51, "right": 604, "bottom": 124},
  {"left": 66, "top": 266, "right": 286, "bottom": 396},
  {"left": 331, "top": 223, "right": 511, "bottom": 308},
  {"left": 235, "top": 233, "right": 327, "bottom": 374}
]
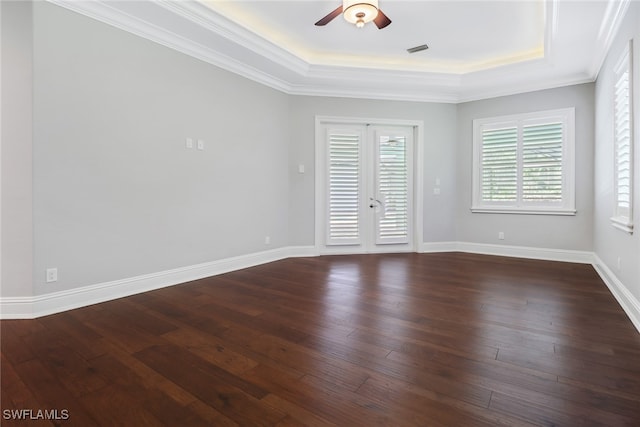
[{"left": 49, "top": 0, "right": 631, "bottom": 102}]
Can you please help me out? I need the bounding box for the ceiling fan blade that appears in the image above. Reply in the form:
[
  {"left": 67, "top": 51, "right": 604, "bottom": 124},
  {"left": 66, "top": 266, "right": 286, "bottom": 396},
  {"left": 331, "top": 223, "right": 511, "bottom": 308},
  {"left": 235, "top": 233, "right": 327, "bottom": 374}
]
[
  {"left": 373, "top": 9, "right": 392, "bottom": 29},
  {"left": 315, "top": 5, "right": 343, "bottom": 26}
]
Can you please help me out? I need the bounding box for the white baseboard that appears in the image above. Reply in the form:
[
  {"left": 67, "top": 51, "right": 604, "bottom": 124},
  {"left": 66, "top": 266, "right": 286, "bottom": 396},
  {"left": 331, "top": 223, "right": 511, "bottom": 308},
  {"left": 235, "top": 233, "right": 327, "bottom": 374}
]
[
  {"left": 285, "top": 245, "right": 319, "bottom": 258},
  {"left": 592, "top": 254, "right": 640, "bottom": 333},
  {"left": 456, "top": 242, "right": 594, "bottom": 264},
  {"left": 3, "top": 243, "right": 637, "bottom": 335},
  {"left": 420, "top": 241, "right": 459, "bottom": 253},
  {"left": 0, "top": 246, "right": 316, "bottom": 319},
  {"left": 420, "top": 241, "right": 594, "bottom": 264}
]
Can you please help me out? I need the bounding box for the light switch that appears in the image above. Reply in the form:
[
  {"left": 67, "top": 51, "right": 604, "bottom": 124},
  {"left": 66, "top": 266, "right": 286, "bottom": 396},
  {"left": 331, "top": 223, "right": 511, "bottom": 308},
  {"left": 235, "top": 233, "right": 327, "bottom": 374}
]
[
  {"left": 186, "top": 138, "right": 193, "bottom": 149},
  {"left": 197, "top": 139, "right": 204, "bottom": 150},
  {"left": 298, "top": 164, "right": 305, "bottom": 174}
]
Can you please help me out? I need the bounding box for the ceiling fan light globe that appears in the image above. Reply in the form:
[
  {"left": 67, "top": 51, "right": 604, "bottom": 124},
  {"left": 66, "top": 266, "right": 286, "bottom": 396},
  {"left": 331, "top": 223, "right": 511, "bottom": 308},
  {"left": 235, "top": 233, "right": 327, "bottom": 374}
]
[{"left": 343, "top": 0, "right": 379, "bottom": 26}]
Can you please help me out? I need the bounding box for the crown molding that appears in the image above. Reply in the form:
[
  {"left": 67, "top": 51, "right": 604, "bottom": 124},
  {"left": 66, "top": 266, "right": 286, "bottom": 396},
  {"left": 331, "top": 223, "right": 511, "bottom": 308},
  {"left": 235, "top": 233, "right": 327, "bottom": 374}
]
[
  {"left": 155, "top": 0, "right": 311, "bottom": 76},
  {"left": 289, "top": 86, "right": 461, "bottom": 104},
  {"left": 46, "top": 0, "right": 624, "bottom": 104},
  {"left": 590, "top": 0, "right": 631, "bottom": 78}
]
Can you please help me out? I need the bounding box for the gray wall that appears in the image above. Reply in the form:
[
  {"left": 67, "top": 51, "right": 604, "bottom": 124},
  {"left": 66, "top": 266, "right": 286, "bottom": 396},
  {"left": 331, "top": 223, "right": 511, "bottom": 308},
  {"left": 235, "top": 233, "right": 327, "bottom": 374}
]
[
  {"left": 31, "top": 2, "right": 290, "bottom": 295},
  {"left": 1, "top": 0, "right": 34, "bottom": 298},
  {"left": 287, "top": 96, "right": 458, "bottom": 247},
  {"left": 455, "top": 84, "right": 595, "bottom": 250},
  {"left": 594, "top": 2, "right": 640, "bottom": 301}
]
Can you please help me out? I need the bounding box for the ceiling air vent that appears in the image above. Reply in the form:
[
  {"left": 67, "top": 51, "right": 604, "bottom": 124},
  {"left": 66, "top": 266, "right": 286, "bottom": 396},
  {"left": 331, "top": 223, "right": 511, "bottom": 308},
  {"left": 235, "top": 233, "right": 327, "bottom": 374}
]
[{"left": 407, "top": 44, "right": 429, "bottom": 54}]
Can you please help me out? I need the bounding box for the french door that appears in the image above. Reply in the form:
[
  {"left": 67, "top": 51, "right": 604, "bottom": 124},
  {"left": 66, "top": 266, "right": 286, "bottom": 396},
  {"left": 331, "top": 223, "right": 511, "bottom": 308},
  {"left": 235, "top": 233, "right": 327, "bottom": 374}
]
[{"left": 318, "top": 122, "right": 415, "bottom": 253}]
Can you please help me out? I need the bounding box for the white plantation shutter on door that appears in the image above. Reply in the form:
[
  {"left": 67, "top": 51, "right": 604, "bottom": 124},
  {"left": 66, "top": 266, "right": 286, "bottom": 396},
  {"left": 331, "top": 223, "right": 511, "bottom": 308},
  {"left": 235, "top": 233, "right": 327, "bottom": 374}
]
[
  {"left": 327, "top": 131, "right": 362, "bottom": 245},
  {"left": 321, "top": 122, "right": 415, "bottom": 251},
  {"left": 376, "top": 134, "right": 410, "bottom": 244}
]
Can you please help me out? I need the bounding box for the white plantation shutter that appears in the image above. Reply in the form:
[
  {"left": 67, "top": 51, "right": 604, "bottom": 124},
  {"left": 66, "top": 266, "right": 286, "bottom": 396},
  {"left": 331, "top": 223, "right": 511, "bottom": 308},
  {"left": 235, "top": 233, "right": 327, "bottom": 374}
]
[
  {"left": 376, "top": 135, "right": 409, "bottom": 244},
  {"left": 612, "top": 41, "right": 634, "bottom": 233},
  {"left": 522, "top": 122, "right": 563, "bottom": 202},
  {"left": 481, "top": 126, "right": 518, "bottom": 202},
  {"left": 472, "top": 108, "right": 575, "bottom": 214},
  {"left": 327, "top": 131, "right": 362, "bottom": 245},
  {"left": 615, "top": 69, "right": 631, "bottom": 213}
]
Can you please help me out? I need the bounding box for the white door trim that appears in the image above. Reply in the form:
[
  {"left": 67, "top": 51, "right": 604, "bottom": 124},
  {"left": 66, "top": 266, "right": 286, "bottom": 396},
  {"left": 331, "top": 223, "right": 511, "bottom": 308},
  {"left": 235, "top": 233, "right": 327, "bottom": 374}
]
[{"left": 315, "top": 115, "right": 424, "bottom": 254}]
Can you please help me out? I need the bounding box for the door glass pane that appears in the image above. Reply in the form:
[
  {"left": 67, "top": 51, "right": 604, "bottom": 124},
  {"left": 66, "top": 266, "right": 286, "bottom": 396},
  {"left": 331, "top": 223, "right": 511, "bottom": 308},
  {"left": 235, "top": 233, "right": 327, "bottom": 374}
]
[
  {"left": 376, "top": 134, "right": 409, "bottom": 244},
  {"left": 327, "top": 131, "right": 361, "bottom": 245}
]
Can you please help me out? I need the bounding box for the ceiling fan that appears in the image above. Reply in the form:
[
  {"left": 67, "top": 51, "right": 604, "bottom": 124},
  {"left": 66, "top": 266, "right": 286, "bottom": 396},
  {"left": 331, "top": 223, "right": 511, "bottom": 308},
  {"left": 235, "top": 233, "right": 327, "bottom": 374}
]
[{"left": 315, "top": 0, "right": 392, "bottom": 29}]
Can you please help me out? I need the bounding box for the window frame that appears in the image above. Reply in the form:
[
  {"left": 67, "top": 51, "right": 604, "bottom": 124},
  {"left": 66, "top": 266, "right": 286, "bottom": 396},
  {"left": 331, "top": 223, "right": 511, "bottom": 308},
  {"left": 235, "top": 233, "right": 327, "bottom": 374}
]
[
  {"left": 471, "top": 108, "right": 576, "bottom": 215},
  {"left": 611, "top": 40, "right": 634, "bottom": 234}
]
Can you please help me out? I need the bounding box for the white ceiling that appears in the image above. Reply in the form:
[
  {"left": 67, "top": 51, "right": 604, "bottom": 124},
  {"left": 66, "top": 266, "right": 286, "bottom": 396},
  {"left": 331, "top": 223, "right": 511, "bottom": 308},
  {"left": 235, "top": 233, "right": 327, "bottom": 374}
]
[
  {"left": 51, "top": 0, "right": 631, "bottom": 102},
  {"left": 206, "top": 0, "right": 547, "bottom": 73}
]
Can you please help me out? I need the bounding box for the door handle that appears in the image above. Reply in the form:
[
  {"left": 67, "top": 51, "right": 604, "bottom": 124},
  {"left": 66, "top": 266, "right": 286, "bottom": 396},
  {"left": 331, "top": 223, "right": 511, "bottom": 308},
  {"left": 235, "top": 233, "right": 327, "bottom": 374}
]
[{"left": 369, "top": 197, "right": 383, "bottom": 209}]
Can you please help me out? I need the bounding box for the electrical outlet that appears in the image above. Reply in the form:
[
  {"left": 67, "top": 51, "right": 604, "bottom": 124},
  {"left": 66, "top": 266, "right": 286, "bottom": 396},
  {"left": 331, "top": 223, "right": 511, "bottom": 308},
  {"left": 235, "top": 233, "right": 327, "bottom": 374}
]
[
  {"left": 197, "top": 139, "right": 204, "bottom": 150},
  {"left": 617, "top": 257, "right": 621, "bottom": 270},
  {"left": 265, "top": 236, "right": 271, "bottom": 245},
  {"left": 498, "top": 232, "right": 505, "bottom": 240},
  {"left": 186, "top": 138, "right": 193, "bottom": 149},
  {"left": 46, "top": 268, "right": 58, "bottom": 283}
]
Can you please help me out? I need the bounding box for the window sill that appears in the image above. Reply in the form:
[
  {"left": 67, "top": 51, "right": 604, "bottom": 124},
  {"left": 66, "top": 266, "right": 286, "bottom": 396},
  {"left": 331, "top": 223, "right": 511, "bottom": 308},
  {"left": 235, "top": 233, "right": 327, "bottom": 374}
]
[
  {"left": 610, "top": 216, "right": 634, "bottom": 234},
  {"left": 471, "top": 207, "right": 577, "bottom": 216}
]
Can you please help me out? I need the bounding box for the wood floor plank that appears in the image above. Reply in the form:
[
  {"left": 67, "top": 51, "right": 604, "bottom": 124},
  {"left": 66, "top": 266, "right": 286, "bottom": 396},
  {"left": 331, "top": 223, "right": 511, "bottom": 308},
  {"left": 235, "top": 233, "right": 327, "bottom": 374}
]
[
  {"left": 2, "top": 252, "right": 640, "bottom": 425},
  {"left": 497, "top": 344, "right": 640, "bottom": 395},
  {"left": 489, "top": 390, "right": 637, "bottom": 427},
  {"left": 105, "top": 298, "right": 180, "bottom": 336},
  {"left": 162, "top": 327, "right": 260, "bottom": 375},
  {"left": 236, "top": 332, "right": 370, "bottom": 392},
  {"left": 0, "top": 353, "right": 48, "bottom": 426},
  {"left": 357, "top": 373, "right": 537, "bottom": 427},
  {"left": 38, "top": 312, "right": 109, "bottom": 360},
  {"left": 244, "top": 363, "right": 395, "bottom": 427},
  {"left": 0, "top": 322, "right": 37, "bottom": 365},
  {"left": 24, "top": 336, "right": 109, "bottom": 397},
  {"left": 355, "top": 375, "right": 505, "bottom": 427},
  {"left": 69, "top": 305, "right": 168, "bottom": 354},
  {"left": 10, "top": 358, "right": 101, "bottom": 426},
  {"left": 134, "top": 344, "right": 286, "bottom": 426},
  {"left": 86, "top": 352, "right": 224, "bottom": 426},
  {"left": 260, "top": 394, "right": 337, "bottom": 427},
  {"left": 65, "top": 304, "right": 223, "bottom": 418}
]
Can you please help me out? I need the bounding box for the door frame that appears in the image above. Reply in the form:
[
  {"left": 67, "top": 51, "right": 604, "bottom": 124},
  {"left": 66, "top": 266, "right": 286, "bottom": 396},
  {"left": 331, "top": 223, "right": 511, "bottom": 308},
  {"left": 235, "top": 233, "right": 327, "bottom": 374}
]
[{"left": 314, "top": 116, "right": 424, "bottom": 254}]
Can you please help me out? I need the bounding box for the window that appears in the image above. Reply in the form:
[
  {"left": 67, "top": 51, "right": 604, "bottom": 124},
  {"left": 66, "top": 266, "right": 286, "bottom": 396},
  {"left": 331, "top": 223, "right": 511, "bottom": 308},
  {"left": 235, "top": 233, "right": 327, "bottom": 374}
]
[
  {"left": 472, "top": 108, "right": 576, "bottom": 215},
  {"left": 611, "top": 40, "right": 634, "bottom": 234}
]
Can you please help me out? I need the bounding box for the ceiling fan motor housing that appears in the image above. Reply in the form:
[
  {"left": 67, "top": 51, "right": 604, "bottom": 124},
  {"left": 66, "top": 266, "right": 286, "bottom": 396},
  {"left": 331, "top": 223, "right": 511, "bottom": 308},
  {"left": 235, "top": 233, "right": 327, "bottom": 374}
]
[{"left": 343, "top": 0, "right": 379, "bottom": 27}]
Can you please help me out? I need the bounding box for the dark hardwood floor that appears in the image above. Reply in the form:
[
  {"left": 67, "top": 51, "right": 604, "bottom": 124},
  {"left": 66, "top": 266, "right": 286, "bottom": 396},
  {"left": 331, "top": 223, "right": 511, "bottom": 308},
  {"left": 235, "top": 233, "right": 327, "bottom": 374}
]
[{"left": 2, "top": 252, "right": 640, "bottom": 426}]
